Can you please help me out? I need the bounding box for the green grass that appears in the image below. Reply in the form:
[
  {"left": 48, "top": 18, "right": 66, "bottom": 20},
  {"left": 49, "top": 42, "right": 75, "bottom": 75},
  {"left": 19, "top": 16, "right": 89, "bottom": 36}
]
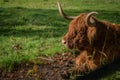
[{"left": 0, "top": 0, "right": 120, "bottom": 79}]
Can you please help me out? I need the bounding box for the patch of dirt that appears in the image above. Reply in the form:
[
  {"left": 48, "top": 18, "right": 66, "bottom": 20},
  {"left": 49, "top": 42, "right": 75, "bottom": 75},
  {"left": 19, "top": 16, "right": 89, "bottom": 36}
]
[{"left": 0, "top": 52, "right": 82, "bottom": 80}]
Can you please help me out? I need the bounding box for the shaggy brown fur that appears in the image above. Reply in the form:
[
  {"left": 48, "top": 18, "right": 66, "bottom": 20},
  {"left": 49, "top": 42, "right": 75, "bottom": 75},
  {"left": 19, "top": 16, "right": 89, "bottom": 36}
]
[{"left": 62, "top": 13, "right": 120, "bottom": 72}]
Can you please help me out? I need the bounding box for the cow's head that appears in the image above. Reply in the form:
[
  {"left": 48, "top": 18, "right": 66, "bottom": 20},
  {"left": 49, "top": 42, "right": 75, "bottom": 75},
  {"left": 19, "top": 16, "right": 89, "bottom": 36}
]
[{"left": 57, "top": 2, "right": 99, "bottom": 50}]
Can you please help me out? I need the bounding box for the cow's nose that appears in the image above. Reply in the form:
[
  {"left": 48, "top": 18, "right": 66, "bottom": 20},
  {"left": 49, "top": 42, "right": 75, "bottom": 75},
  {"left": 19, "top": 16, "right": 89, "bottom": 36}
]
[{"left": 62, "top": 39, "right": 66, "bottom": 45}]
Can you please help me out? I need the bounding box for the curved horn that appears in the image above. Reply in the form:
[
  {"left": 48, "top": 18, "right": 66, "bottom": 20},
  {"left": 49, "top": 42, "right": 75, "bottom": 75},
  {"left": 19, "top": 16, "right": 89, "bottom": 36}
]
[
  {"left": 86, "top": 12, "right": 98, "bottom": 26},
  {"left": 57, "top": 2, "right": 76, "bottom": 20}
]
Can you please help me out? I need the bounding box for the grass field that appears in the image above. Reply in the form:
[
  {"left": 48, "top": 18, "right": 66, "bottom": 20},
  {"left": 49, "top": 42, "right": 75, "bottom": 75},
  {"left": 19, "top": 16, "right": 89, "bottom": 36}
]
[{"left": 0, "top": 0, "right": 120, "bottom": 79}]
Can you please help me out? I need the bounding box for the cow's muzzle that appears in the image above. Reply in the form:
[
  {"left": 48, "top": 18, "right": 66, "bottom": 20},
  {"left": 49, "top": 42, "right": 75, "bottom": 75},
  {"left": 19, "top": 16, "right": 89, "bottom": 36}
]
[{"left": 62, "top": 39, "right": 68, "bottom": 48}]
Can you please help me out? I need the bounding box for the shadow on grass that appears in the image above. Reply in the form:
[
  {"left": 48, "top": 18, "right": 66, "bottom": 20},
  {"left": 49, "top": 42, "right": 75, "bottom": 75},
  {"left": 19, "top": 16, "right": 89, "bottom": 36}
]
[
  {"left": 76, "top": 58, "right": 120, "bottom": 80},
  {"left": 0, "top": 7, "right": 120, "bottom": 38},
  {"left": 0, "top": 7, "right": 69, "bottom": 27}
]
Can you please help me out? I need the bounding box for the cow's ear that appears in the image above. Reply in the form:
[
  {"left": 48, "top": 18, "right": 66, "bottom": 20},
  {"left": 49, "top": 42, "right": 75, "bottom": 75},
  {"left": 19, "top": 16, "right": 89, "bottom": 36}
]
[{"left": 86, "top": 12, "right": 98, "bottom": 27}]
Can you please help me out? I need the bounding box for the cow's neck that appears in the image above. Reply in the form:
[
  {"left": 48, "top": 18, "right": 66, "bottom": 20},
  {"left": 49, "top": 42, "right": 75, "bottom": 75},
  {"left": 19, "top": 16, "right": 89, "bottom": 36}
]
[
  {"left": 92, "top": 20, "right": 119, "bottom": 52},
  {"left": 91, "top": 20, "right": 109, "bottom": 51}
]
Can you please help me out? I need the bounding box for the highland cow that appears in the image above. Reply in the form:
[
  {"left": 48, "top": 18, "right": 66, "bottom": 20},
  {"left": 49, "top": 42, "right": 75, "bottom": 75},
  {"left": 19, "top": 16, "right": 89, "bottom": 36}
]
[{"left": 57, "top": 2, "right": 120, "bottom": 72}]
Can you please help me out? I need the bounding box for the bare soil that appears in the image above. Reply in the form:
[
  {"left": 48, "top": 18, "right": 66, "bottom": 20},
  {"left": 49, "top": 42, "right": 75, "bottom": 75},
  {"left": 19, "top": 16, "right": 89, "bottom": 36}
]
[{"left": 0, "top": 52, "right": 79, "bottom": 80}]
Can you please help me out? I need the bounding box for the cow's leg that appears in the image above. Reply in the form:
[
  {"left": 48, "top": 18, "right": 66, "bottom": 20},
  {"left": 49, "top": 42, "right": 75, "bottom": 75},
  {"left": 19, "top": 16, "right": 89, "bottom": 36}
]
[{"left": 75, "top": 50, "right": 98, "bottom": 72}]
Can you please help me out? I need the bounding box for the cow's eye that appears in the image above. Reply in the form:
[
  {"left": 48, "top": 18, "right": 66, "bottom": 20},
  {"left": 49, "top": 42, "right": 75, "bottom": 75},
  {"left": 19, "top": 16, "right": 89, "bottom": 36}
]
[{"left": 74, "top": 31, "right": 77, "bottom": 35}]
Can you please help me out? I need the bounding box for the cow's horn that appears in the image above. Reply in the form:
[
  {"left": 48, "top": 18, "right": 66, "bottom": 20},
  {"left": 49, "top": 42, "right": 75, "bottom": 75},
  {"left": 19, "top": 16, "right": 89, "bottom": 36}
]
[
  {"left": 86, "top": 12, "right": 98, "bottom": 26},
  {"left": 57, "top": 2, "right": 76, "bottom": 20}
]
